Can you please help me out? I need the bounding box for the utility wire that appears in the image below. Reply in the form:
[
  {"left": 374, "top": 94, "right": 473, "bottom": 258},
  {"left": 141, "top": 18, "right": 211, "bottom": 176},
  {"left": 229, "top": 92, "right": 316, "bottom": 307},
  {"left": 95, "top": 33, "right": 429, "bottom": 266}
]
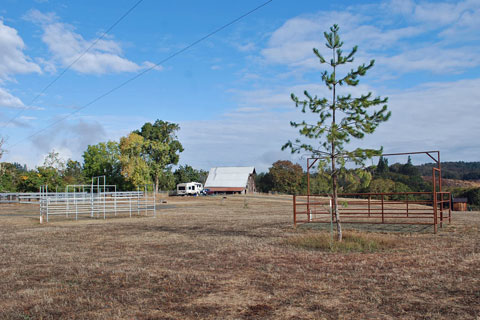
[
  {"left": 1, "top": 0, "right": 145, "bottom": 131},
  {"left": 7, "top": 0, "right": 273, "bottom": 149}
]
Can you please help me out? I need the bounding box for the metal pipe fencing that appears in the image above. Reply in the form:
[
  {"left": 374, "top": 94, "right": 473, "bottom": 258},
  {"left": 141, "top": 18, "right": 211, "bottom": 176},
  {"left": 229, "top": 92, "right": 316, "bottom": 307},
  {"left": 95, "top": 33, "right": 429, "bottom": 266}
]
[
  {"left": 1, "top": 192, "right": 84, "bottom": 204},
  {"left": 293, "top": 191, "right": 451, "bottom": 233},
  {"left": 39, "top": 184, "right": 156, "bottom": 223}
]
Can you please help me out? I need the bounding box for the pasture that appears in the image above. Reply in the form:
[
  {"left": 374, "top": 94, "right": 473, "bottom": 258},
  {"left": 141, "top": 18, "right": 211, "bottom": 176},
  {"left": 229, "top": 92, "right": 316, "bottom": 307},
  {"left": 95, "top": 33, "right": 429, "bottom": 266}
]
[{"left": 0, "top": 195, "right": 479, "bottom": 319}]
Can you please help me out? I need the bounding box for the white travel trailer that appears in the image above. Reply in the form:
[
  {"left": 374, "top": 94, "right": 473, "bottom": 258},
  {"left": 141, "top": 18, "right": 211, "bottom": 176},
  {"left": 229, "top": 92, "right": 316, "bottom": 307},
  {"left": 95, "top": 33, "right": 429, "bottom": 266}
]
[{"left": 176, "top": 182, "right": 203, "bottom": 196}]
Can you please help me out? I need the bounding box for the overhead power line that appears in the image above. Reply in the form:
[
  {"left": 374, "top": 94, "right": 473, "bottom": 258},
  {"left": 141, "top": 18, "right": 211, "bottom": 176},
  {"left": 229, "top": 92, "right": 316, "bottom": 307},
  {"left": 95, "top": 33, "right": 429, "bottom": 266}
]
[
  {"left": 7, "top": 0, "right": 273, "bottom": 149},
  {"left": 1, "top": 0, "right": 145, "bottom": 131}
]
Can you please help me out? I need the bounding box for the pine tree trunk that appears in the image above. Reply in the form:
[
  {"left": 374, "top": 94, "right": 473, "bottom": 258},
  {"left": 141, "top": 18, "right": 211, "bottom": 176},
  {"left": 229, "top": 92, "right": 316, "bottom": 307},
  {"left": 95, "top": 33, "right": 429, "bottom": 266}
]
[
  {"left": 332, "top": 170, "right": 342, "bottom": 241},
  {"left": 331, "top": 35, "right": 342, "bottom": 242}
]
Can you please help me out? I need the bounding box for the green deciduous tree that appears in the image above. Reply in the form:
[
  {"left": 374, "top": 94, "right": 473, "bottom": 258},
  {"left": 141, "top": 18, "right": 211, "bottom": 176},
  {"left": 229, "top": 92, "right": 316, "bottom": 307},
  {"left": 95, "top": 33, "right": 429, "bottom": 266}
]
[
  {"left": 369, "top": 178, "right": 395, "bottom": 194},
  {"left": 119, "top": 133, "right": 151, "bottom": 187},
  {"left": 269, "top": 160, "right": 304, "bottom": 195},
  {"left": 282, "top": 24, "right": 390, "bottom": 241},
  {"left": 83, "top": 141, "right": 126, "bottom": 188},
  {"left": 134, "top": 120, "right": 184, "bottom": 192},
  {"left": 255, "top": 172, "right": 274, "bottom": 193},
  {"left": 174, "top": 165, "right": 208, "bottom": 185},
  {"left": 0, "top": 162, "right": 21, "bottom": 192},
  {"left": 157, "top": 169, "right": 176, "bottom": 191},
  {"left": 63, "top": 160, "right": 85, "bottom": 185},
  {"left": 17, "top": 170, "right": 45, "bottom": 192}
]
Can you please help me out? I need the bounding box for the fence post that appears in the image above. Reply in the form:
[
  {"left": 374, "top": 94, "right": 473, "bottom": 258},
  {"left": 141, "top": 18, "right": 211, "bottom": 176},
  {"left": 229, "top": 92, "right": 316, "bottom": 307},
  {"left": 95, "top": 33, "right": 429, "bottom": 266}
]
[
  {"left": 90, "top": 188, "right": 94, "bottom": 218},
  {"left": 66, "top": 186, "right": 69, "bottom": 218},
  {"left": 39, "top": 186, "right": 43, "bottom": 223},
  {"left": 114, "top": 186, "right": 117, "bottom": 216},
  {"left": 145, "top": 186, "right": 148, "bottom": 216},
  {"left": 46, "top": 185, "right": 49, "bottom": 222},
  {"left": 440, "top": 193, "right": 443, "bottom": 228},
  {"left": 433, "top": 193, "right": 438, "bottom": 234},
  {"left": 406, "top": 194, "right": 409, "bottom": 218},
  {"left": 137, "top": 187, "right": 140, "bottom": 215},
  {"left": 103, "top": 186, "right": 106, "bottom": 220},
  {"left": 448, "top": 193, "right": 451, "bottom": 224},
  {"left": 381, "top": 194, "right": 384, "bottom": 224},
  {"left": 433, "top": 168, "right": 438, "bottom": 234},
  {"left": 368, "top": 195, "right": 371, "bottom": 217},
  {"left": 75, "top": 190, "right": 78, "bottom": 221},
  {"left": 293, "top": 195, "right": 296, "bottom": 228}
]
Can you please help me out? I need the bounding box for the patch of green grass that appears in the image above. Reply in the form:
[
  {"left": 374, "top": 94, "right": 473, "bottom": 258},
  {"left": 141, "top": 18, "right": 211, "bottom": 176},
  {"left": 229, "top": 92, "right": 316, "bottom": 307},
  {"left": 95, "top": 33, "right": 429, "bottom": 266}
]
[{"left": 286, "top": 231, "right": 397, "bottom": 253}]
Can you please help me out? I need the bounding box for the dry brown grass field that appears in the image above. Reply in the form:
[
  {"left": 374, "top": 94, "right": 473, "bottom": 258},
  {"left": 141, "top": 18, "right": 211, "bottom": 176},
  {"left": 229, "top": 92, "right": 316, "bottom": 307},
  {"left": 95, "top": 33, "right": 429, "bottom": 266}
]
[{"left": 0, "top": 194, "right": 479, "bottom": 319}]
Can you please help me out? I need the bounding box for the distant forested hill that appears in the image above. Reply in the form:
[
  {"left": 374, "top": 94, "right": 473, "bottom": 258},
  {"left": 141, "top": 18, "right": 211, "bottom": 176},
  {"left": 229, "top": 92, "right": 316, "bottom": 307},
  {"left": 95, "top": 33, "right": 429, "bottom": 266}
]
[{"left": 416, "top": 162, "right": 480, "bottom": 180}]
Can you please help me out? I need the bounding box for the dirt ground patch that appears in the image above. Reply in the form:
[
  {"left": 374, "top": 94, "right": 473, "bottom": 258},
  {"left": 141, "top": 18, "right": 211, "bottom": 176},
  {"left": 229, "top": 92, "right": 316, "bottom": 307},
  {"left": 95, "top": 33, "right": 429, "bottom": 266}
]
[{"left": 0, "top": 195, "right": 479, "bottom": 319}]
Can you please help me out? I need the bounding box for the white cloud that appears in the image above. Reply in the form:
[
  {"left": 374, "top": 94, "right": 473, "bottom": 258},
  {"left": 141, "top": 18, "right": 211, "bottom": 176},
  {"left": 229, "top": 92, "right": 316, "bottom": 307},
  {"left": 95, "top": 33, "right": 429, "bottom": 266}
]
[
  {"left": 2, "top": 119, "right": 108, "bottom": 168},
  {"left": 24, "top": 9, "right": 142, "bottom": 75},
  {"left": 29, "top": 119, "right": 106, "bottom": 155},
  {"left": 142, "top": 61, "right": 164, "bottom": 71},
  {"left": 261, "top": 11, "right": 367, "bottom": 69},
  {"left": 0, "top": 87, "right": 43, "bottom": 113},
  {"left": 3, "top": 115, "right": 146, "bottom": 168},
  {"left": 339, "top": 78, "right": 480, "bottom": 162},
  {"left": 0, "top": 20, "right": 41, "bottom": 80},
  {"left": 19, "top": 115, "right": 36, "bottom": 121},
  {"left": 234, "top": 82, "right": 375, "bottom": 111},
  {"left": 379, "top": 45, "right": 480, "bottom": 73},
  {"left": 260, "top": 1, "right": 480, "bottom": 75},
  {"left": 234, "top": 107, "right": 262, "bottom": 113},
  {"left": 412, "top": 0, "right": 480, "bottom": 26},
  {"left": 0, "top": 87, "right": 26, "bottom": 109},
  {"left": 236, "top": 42, "right": 256, "bottom": 52},
  {"left": 0, "top": 20, "right": 41, "bottom": 117}
]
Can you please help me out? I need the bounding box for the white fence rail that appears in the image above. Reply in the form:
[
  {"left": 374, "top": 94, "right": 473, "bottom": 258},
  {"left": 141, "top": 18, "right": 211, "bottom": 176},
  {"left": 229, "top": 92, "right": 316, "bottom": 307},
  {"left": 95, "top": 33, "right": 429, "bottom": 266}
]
[
  {"left": 39, "top": 190, "right": 156, "bottom": 222},
  {"left": 1, "top": 192, "right": 84, "bottom": 204}
]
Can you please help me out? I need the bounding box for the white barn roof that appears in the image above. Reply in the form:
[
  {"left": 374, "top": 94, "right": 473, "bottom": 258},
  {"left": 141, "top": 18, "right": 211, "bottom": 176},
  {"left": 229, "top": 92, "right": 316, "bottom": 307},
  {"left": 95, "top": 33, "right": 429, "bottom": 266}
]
[{"left": 204, "top": 167, "right": 255, "bottom": 188}]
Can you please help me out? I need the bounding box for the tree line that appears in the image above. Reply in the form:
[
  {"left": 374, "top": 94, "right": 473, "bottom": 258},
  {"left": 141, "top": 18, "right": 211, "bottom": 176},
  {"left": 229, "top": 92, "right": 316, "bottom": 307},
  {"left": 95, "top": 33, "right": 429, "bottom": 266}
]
[
  {"left": 0, "top": 120, "right": 207, "bottom": 193},
  {"left": 256, "top": 157, "right": 480, "bottom": 209},
  {"left": 417, "top": 161, "right": 480, "bottom": 180},
  {"left": 256, "top": 157, "right": 431, "bottom": 196}
]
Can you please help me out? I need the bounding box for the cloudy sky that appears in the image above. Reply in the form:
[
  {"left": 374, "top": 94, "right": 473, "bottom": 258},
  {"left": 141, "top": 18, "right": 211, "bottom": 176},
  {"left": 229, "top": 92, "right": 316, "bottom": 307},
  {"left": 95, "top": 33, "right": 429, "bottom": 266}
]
[{"left": 0, "top": 0, "right": 479, "bottom": 172}]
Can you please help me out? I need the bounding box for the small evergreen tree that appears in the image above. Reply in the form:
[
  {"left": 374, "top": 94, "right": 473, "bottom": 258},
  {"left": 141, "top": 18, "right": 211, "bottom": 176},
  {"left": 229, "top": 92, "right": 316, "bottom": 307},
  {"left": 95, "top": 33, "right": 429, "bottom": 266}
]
[
  {"left": 376, "top": 156, "right": 389, "bottom": 176},
  {"left": 283, "top": 25, "right": 390, "bottom": 241}
]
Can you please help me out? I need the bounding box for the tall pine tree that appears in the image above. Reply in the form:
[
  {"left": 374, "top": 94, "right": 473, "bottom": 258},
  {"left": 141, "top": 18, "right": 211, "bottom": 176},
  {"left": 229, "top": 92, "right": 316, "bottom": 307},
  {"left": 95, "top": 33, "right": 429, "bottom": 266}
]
[{"left": 283, "top": 25, "right": 390, "bottom": 241}]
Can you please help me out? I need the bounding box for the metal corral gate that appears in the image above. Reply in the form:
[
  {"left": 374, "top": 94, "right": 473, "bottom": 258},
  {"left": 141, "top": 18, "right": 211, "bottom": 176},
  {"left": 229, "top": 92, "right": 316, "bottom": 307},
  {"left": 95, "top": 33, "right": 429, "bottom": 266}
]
[
  {"left": 293, "top": 191, "right": 451, "bottom": 233},
  {"left": 295, "top": 151, "right": 452, "bottom": 233},
  {"left": 39, "top": 186, "right": 156, "bottom": 222}
]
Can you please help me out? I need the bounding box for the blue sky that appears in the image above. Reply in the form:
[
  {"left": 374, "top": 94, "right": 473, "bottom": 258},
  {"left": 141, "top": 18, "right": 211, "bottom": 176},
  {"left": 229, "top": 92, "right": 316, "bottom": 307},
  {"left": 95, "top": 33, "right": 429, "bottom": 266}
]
[{"left": 0, "top": 0, "right": 479, "bottom": 172}]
